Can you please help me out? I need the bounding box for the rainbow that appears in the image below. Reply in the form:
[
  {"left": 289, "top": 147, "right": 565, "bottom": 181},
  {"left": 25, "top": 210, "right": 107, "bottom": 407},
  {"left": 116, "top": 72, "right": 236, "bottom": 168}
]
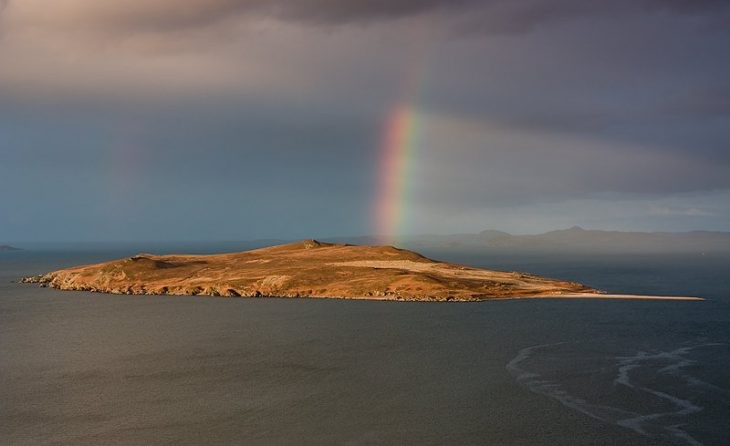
[
  {"left": 372, "top": 25, "right": 436, "bottom": 245},
  {"left": 373, "top": 104, "right": 421, "bottom": 245}
]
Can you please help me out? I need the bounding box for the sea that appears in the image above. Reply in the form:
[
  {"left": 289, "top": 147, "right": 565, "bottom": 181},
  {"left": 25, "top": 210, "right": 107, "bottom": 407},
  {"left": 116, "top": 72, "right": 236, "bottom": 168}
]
[{"left": 1, "top": 243, "right": 729, "bottom": 445}]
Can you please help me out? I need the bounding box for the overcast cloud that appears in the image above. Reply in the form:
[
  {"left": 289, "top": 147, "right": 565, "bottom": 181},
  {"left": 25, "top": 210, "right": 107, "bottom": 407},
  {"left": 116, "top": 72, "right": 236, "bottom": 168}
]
[{"left": 1, "top": 0, "right": 728, "bottom": 241}]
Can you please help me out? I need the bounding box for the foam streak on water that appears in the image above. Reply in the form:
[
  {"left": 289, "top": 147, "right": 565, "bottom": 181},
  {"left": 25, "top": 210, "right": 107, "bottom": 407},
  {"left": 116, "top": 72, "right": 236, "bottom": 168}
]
[{"left": 507, "top": 343, "right": 729, "bottom": 446}]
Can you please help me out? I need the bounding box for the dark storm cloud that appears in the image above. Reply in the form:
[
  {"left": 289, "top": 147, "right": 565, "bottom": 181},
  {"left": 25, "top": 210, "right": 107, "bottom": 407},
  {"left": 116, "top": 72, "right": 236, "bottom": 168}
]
[
  {"left": 272, "top": 0, "right": 729, "bottom": 28},
  {"left": 5, "top": 0, "right": 729, "bottom": 36}
]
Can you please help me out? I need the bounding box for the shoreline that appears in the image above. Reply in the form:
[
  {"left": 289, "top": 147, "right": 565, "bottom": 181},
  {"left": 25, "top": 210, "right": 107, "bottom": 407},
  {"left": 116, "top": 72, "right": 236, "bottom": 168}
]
[
  {"left": 528, "top": 293, "right": 704, "bottom": 301},
  {"left": 18, "top": 283, "right": 704, "bottom": 302}
]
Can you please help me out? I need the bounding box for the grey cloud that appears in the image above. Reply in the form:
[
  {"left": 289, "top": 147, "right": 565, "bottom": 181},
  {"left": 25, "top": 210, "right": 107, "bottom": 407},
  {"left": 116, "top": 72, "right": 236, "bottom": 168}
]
[
  {"left": 662, "top": 85, "right": 730, "bottom": 118},
  {"left": 407, "top": 113, "right": 730, "bottom": 210},
  {"left": 2, "top": 0, "right": 729, "bottom": 241},
  {"left": 5, "top": 0, "right": 729, "bottom": 36}
]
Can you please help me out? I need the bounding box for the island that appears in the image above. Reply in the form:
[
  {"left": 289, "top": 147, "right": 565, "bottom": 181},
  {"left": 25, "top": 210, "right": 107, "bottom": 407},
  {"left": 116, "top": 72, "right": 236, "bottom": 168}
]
[
  {"left": 0, "top": 245, "right": 21, "bottom": 251},
  {"left": 21, "top": 240, "right": 702, "bottom": 301}
]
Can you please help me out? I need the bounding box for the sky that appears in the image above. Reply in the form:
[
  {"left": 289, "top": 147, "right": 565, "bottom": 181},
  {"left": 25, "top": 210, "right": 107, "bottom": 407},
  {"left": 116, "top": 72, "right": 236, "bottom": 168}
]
[{"left": 1, "top": 0, "right": 729, "bottom": 242}]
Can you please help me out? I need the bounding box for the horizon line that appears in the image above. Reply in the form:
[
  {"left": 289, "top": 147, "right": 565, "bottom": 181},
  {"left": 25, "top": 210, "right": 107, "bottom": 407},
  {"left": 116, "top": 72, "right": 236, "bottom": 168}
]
[{"left": 4, "top": 226, "right": 730, "bottom": 245}]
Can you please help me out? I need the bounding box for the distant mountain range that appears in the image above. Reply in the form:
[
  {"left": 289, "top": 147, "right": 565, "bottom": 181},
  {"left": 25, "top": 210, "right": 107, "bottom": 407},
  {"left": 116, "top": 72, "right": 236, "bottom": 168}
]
[
  {"left": 0, "top": 245, "right": 21, "bottom": 252},
  {"left": 329, "top": 227, "right": 730, "bottom": 254}
]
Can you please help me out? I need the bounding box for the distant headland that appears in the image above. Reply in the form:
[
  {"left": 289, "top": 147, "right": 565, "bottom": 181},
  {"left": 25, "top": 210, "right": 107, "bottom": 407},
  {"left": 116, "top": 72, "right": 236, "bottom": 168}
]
[
  {"left": 21, "top": 240, "right": 702, "bottom": 301},
  {"left": 0, "top": 245, "right": 21, "bottom": 252}
]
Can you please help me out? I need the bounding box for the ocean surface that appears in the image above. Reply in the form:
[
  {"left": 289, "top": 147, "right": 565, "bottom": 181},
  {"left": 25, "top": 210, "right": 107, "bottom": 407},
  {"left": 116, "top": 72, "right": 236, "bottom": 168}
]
[{"left": 1, "top": 244, "right": 729, "bottom": 445}]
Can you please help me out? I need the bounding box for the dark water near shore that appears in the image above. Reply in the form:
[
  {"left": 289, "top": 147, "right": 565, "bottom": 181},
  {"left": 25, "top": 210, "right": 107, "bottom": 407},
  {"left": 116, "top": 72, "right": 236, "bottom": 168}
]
[{"left": 1, "top": 244, "right": 729, "bottom": 445}]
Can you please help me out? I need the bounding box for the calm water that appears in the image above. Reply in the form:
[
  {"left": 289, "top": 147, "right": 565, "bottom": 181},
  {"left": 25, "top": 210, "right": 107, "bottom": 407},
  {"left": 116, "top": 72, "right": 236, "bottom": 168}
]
[{"left": 1, "top": 245, "right": 729, "bottom": 445}]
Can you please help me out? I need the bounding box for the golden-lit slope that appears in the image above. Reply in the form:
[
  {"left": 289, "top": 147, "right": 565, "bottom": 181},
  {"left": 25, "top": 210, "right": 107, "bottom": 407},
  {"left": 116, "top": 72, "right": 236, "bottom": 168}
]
[{"left": 21, "top": 240, "right": 604, "bottom": 301}]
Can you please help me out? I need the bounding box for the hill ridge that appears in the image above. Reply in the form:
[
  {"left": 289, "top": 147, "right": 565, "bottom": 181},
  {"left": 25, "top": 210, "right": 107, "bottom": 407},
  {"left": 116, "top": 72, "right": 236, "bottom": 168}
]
[{"left": 22, "top": 240, "right": 597, "bottom": 301}]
